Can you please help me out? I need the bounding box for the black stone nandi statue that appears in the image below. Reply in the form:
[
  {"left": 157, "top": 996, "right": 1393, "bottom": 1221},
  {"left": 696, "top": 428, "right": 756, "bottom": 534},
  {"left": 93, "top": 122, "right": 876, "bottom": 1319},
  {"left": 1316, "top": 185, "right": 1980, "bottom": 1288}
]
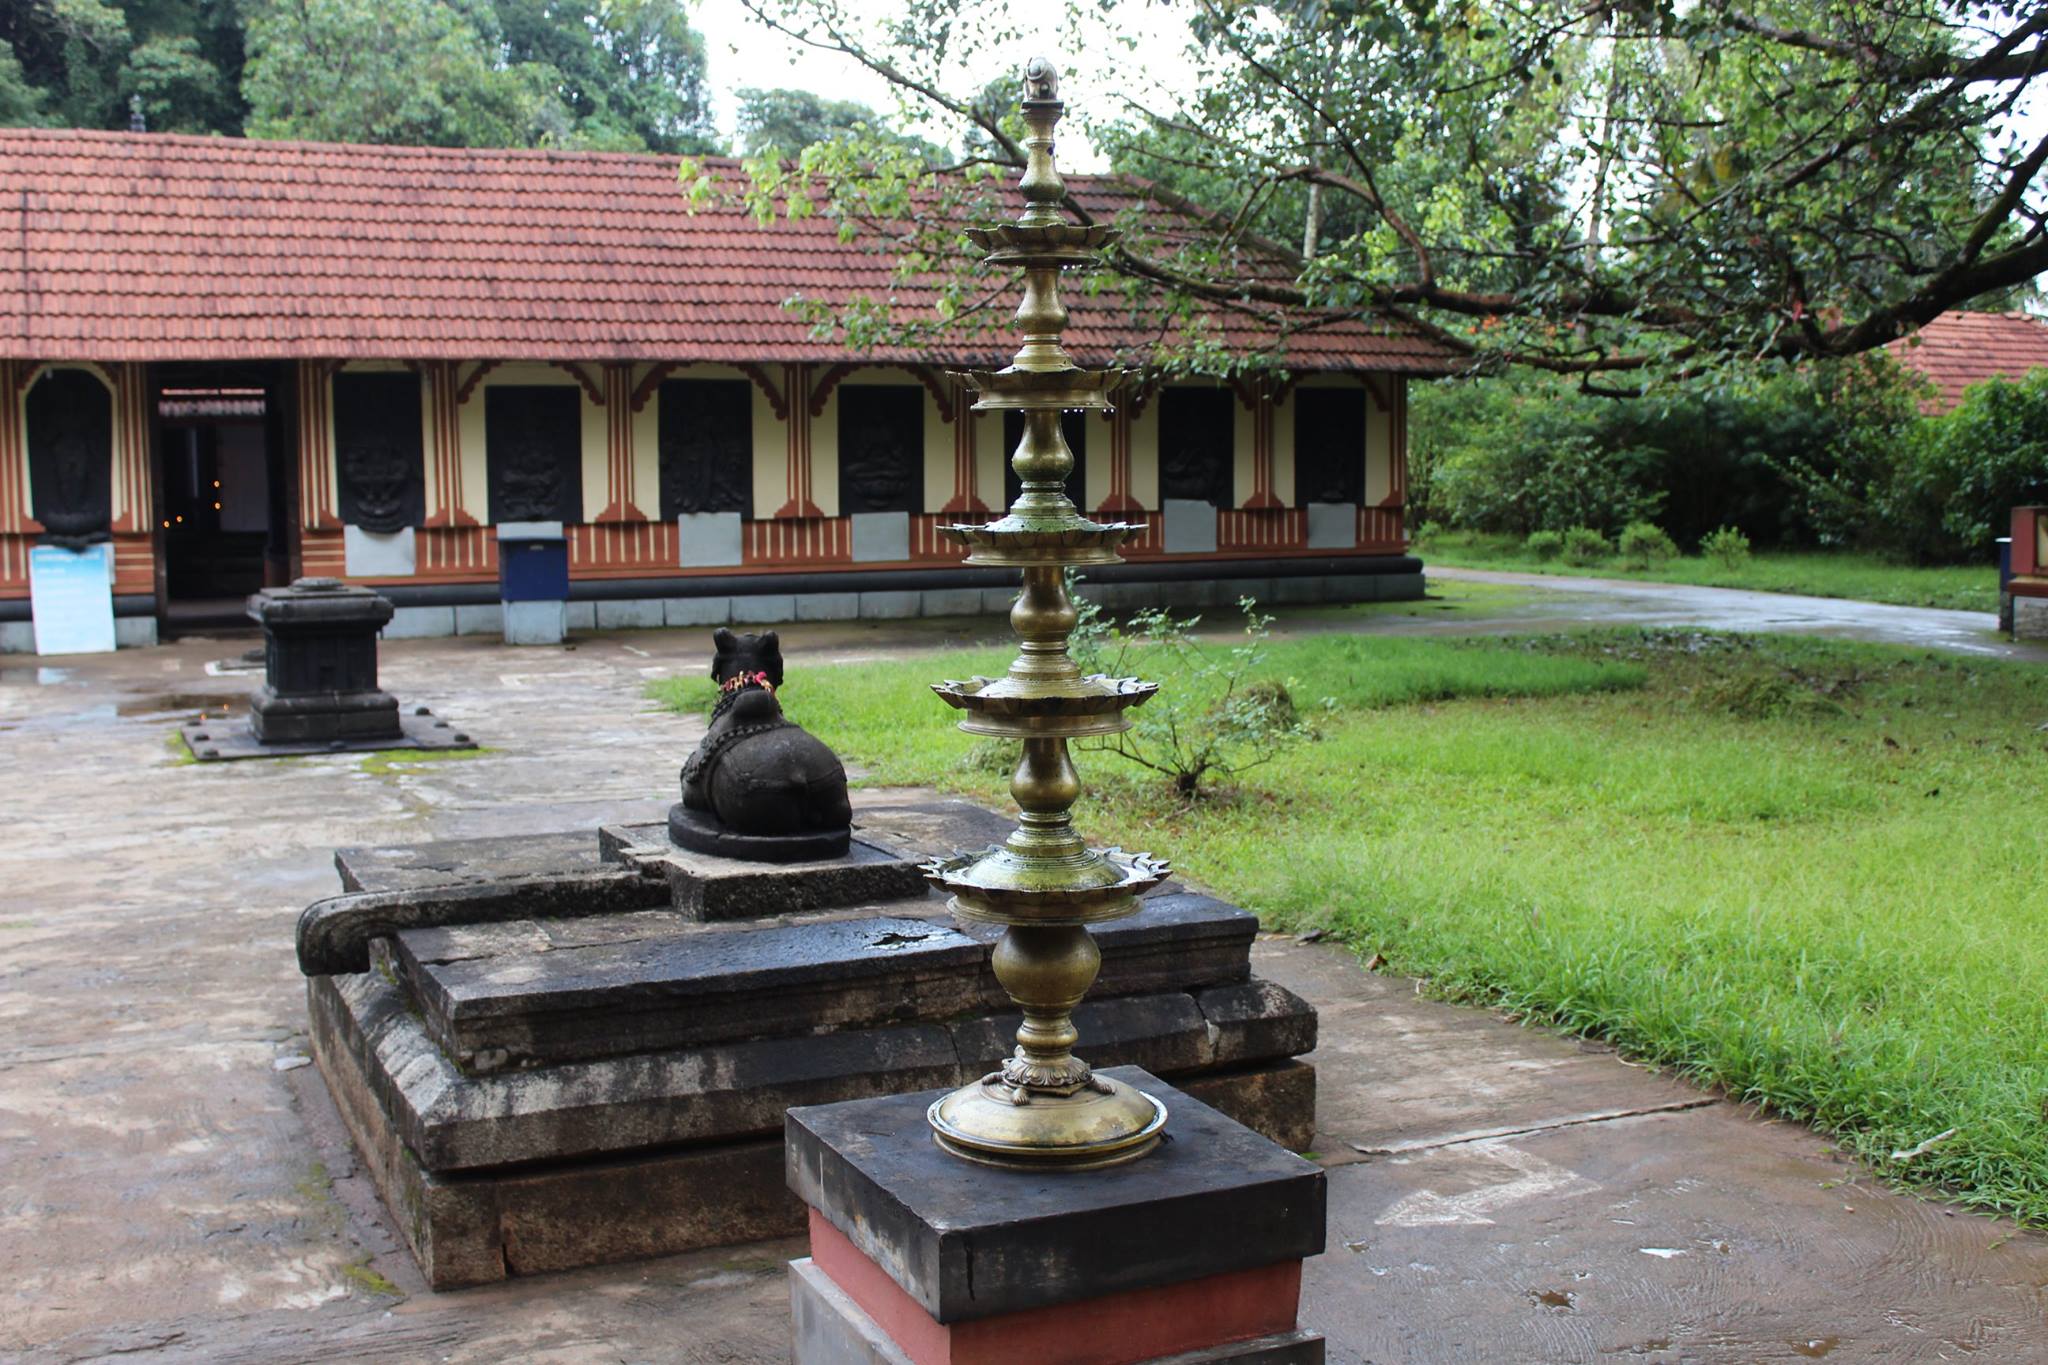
[{"left": 668, "top": 628, "right": 853, "bottom": 861}]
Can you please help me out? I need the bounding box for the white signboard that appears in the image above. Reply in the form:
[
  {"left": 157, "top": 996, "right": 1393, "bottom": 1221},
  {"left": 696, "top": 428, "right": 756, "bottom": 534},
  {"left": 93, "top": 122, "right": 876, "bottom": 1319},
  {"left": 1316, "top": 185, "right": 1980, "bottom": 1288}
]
[{"left": 29, "top": 543, "right": 117, "bottom": 655}]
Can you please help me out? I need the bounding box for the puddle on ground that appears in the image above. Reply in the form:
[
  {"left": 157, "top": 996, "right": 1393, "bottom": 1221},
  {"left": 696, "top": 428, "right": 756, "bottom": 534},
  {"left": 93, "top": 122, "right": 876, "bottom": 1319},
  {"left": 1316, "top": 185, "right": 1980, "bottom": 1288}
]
[
  {"left": 1528, "top": 1288, "right": 1576, "bottom": 1311},
  {"left": 117, "top": 692, "right": 245, "bottom": 717},
  {"left": 1791, "top": 1340, "right": 1841, "bottom": 1359}
]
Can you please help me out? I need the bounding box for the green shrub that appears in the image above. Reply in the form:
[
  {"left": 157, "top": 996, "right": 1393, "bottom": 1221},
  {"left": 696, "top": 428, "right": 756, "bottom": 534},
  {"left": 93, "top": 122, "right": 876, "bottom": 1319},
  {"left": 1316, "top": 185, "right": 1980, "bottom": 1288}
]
[
  {"left": 1524, "top": 529, "right": 1564, "bottom": 560},
  {"left": 1877, "top": 371, "right": 2048, "bottom": 562},
  {"left": 1409, "top": 520, "right": 1444, "bottom": 552},
  {"left": 1701, "top": 525, "right": 1752, "bottom": 568},
  {"left": 1411, "top": 356, "right": 1928, "bottom": 550},
  {"left": 1072, "top": 596, "right": 1311, "bottom": 798},
  {"left": 1616, "top": 521, "right": 1678, "bottom": 570},
  {"left": 1561, "top": 526, "right": 1610, "bottom": 565}
]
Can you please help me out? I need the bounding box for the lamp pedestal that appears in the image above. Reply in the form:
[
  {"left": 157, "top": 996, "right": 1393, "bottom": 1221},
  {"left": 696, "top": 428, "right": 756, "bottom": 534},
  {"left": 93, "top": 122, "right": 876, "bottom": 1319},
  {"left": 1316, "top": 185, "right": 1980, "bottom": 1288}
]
[{"left": 785, "top": 1068, "right": 1327, "bottom": 1365}]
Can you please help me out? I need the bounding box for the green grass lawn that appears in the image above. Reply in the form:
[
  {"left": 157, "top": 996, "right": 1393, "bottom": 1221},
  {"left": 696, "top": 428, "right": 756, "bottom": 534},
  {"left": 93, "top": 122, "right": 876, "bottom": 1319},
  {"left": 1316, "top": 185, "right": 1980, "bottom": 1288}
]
[
  {"left": 653, "top": 628, "right": 2048, "bottom": 1223},
  {"left": 1423, "top": 530, "right": 2000, "bottom": 614}
]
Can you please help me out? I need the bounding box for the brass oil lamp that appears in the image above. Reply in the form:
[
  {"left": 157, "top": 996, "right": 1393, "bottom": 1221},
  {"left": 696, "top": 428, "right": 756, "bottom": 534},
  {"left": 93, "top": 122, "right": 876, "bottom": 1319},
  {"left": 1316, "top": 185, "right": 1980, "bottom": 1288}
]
[{"left": 923, "top": 57, "right": 1171, "bottom": 1168}]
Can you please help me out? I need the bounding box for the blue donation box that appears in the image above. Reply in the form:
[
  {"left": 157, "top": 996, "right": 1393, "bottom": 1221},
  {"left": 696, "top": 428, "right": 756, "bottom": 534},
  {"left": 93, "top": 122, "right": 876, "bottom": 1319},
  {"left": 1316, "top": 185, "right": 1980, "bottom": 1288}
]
[
  {"left": 28, "top": 542, "right": 117, "bottom": 655},
  {"left": 496, "top": 521, "right": 568, "bottom": 645}
]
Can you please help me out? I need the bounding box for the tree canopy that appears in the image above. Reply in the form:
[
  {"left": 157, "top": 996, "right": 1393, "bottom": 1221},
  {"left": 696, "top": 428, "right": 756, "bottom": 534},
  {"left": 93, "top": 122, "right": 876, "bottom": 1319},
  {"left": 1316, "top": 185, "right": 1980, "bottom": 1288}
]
[
  {"left": 726, "top": 0, "right": 2048, "bottom": 388},
  {"left": 736, "top": 85, "right": 944, "bottom": 160},
  {"left": 2, "top": 0, "right": 719, "bottom": 153}
]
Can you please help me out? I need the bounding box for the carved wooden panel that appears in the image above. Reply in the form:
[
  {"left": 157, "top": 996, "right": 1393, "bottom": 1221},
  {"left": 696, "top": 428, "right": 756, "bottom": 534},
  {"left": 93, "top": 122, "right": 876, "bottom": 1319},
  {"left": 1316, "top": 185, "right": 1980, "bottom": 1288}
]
[
  {"left": 1293, "top": 388, "right": 1366, "bottom": 506},
  {"left": 1157, "top": 387, "right": 1234, "bottom": 506},
  {"left": 1002, "top": 410, "right": 1089, "bottom": 510},
  {"left": 333, "top": 371, "right": 425, "bottom": 532},
  {"left": 835, "top": 385, "right": 924, "bottom": 514},
  {"left": 658, "top": 379, "right": 752, "bottom": 519},
  {"left": 485, "top": 385, "right": 583, "bottom": 524},
  {"left": 25, "top": 368, "right": 113, "bottom": 543}
]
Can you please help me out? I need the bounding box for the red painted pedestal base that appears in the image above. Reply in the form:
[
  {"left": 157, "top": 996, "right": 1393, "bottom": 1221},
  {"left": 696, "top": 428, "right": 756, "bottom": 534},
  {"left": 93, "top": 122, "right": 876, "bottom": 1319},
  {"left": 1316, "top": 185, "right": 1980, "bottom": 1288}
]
[{"left": 796, "top": 1211, "right": 1319, "bottom": 1365}]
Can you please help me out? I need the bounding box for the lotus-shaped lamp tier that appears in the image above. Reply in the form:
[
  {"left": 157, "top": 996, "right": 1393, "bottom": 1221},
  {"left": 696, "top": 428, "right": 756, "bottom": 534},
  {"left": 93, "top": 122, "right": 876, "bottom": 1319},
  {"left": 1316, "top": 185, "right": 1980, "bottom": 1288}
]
[
  {"left": 963, "top": 221, "right": 1119, "bottom": 265},
  {"left": 921, "top": 846, "right": 1172, "bottom": 926},
  {"left": 950, "top": 367, "right": 1130, "bottom": 410},
  {"left": 932, "top": 674, "right": 1157, "bottom": 737},
  {"left": 941, "top": 518, "right": 1144, "bottom": 567}
]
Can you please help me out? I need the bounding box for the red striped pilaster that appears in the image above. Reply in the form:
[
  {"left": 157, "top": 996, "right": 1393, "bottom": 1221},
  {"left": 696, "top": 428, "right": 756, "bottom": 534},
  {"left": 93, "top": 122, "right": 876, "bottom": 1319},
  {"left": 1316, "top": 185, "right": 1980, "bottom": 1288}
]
[
  {"left": 775, "top": 363, "right": 824, "bottom": 518},
  {"left": 596, "top": 363, "right": 647, "bottom": 522},
  {"left": 424, "top": 361, "right": 477, "bottom": 528},
  {"left": 298, "top": 362, "right": 341, "bottom": 529},
  {"left": 0, "top": 360, "right": 31, "bottom": 536},
  {"left": 1097, "top": 406, "right": 1141, "bottom": 516},
  {"left": 108, "top": 364, "right": 151, "bottom": 533},
  {"left": 1243, "top": 388, "right": 1281, "bottom": 510},
  {"left": 941, "top": 382, "right": 988, "bottom": 514}
]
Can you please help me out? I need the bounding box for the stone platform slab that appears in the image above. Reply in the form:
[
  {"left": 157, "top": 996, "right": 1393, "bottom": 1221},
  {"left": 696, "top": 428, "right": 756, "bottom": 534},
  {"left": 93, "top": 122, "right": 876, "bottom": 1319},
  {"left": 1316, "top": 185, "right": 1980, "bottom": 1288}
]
[
  {"left": 180, "top": 706, "right": 475, "bottom": 761},
  {"left": 312, "top": 966, "right": 1315, "bottom": 1173},
  {"left": 598, "top": 821, "right": 930, "bottom": 919},
  {"left": 382, "top": 894, "right": 1269, "bottom": 1073},
  {"left": 312, "top": 968, "right": 1315, "bottom": 1289}
]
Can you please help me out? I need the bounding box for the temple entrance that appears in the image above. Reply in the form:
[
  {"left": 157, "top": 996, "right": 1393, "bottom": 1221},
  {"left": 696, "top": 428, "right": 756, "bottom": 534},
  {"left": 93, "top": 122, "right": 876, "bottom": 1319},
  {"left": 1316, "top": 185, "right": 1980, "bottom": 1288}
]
[{"left": 151, "top": 363, "right": 294, "bottom": 633}]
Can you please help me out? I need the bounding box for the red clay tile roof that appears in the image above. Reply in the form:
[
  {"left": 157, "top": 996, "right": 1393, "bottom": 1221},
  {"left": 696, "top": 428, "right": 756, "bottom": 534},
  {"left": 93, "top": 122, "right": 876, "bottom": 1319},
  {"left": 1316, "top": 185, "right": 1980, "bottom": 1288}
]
[
  {"left": 1885, "top": 310, "right": 2048, "bottom": 413},
  {"left": 0, "top": 128, "right": 1456, "bottom": 373}
]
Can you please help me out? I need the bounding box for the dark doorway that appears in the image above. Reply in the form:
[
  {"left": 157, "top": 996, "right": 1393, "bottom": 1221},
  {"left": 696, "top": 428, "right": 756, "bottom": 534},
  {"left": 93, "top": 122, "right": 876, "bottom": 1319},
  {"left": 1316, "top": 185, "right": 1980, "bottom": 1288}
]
[
  {"left": 837, "top": 385, "right": 924, "bottom": 514},
  {"left": 153, "top": 363, "right": 293, "bottom": 630},
  {"left": 659, "top": 378, "right": 753, "bottom": 518},
  {"left": 1157, "top": 387, "right": 1235, "bottom": 506},
  {"left": 1293, "top": 388, "right": 1367, "bottom": 506},
  {"left": 486, "top": 386, "right": 584, "bottom": 524}
]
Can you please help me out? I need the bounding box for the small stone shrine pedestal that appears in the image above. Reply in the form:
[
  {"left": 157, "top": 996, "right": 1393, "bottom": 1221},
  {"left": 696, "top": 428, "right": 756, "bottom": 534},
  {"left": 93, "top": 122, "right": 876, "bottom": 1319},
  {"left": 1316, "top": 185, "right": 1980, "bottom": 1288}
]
[
  {"left": 785, "top": 1068, "right": 1327, "bottom": 1365},
  {"left": 182, "top": 576, "right": 475, "bottom": 760}
]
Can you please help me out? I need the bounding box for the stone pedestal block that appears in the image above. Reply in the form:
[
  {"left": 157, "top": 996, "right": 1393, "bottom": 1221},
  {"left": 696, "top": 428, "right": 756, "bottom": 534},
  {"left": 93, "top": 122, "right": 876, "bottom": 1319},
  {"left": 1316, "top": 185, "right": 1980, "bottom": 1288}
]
[
  {"left": 187, "top": 578, "right": 476, "bottom": 760},
  {"left": 785, "top": 1068, "right": 1325, "bottom": 1364},
  {"left": 247, "top": 577, "right": 400, "bottom": 743}
]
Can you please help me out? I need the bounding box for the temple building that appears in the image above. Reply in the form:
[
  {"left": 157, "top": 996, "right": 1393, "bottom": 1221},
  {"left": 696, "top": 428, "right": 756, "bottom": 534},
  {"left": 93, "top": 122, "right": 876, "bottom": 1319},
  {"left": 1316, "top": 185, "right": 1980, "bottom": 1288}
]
[{"left": 0, "top": 128, "right": 1455, "bottom": 648}]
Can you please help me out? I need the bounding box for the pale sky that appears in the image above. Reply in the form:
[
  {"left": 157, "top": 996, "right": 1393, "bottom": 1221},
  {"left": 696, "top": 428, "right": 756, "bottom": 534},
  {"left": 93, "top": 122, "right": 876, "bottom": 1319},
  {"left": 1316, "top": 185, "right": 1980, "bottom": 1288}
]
[{"left": 687, "top": 0, "right": 1203, "bottom": 170}]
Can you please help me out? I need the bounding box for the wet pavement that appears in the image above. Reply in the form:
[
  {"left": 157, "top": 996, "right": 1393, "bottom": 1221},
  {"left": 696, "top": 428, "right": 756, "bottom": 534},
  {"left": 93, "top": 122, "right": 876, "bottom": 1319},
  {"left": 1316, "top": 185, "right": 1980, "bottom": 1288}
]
[
  {"left": 1423, "top": 566, "right": 2047, "bottom": 660},
  {"left": 2, "top": 622, "right": 2045, "bottom": 1363}
]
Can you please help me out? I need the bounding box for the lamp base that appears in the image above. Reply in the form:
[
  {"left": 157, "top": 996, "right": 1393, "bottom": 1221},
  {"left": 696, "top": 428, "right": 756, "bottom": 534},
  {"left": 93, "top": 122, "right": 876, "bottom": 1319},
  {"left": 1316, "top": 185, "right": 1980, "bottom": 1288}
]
[{"left": 927, "top": 1071, "right": 1167, "bottom": 1170}]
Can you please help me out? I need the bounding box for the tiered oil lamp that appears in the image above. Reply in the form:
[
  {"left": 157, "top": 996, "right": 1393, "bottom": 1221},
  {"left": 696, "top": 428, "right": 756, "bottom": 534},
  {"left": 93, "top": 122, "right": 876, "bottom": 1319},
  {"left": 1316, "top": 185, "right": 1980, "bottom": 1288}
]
[{"left": 922, "top": 56, "right": 1172, "bottom": 1169}]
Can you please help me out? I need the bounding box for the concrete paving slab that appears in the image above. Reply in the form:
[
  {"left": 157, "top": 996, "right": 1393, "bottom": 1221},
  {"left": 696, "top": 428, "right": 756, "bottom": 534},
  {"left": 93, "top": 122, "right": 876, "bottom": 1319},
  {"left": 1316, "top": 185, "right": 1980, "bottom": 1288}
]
[{"left": 1308, "top": 1104, "right": 2046, "bottom": 1362}]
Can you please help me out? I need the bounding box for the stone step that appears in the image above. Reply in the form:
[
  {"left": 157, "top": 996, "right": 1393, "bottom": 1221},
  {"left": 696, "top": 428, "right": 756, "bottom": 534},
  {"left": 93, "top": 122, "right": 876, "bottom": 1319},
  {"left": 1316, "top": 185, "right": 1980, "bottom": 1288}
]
[
  {"left": 389, "top": 893, "right": 1260, "bottom": 1073},
  {"left": 596, "top": 822, "right": 933, "bottom": 920},
  {"left": 310, "top": 967, "right": 1316, "bottom": 1175}
]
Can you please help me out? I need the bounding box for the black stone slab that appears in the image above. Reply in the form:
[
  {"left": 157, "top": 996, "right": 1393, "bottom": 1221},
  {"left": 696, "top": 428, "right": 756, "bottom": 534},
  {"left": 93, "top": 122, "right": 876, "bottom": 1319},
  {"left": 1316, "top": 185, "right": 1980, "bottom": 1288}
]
[
  {"left": 1065, "top": 893, "right": 1256, "bottom": 996},
  {"left": 397, "top": 914, "right": 991, "bottom": 1073},
  {"left": 338, "top": 831, "right": 614, "bottom": 894},
  {"left": 296, "top": 869, "right": 673, "bottom": 977},
  {"left": 311, "top": 966, "right": 1315, "bottom": 1172},
  {"left": 182, "top": 707, "right": 475, "bottom": 762},
  {"left": 1195, "top": 980, "right": 1319, "bottom": 1066},
  {"left": 389, "top": 893, "right": 1266, "bottom": 1073},
  {"left": 598, "top": 822, "right": 930, "bottom": 920},
  {"left": 786, "top": 1067, "right": 1326, "bottom": 1324}
]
